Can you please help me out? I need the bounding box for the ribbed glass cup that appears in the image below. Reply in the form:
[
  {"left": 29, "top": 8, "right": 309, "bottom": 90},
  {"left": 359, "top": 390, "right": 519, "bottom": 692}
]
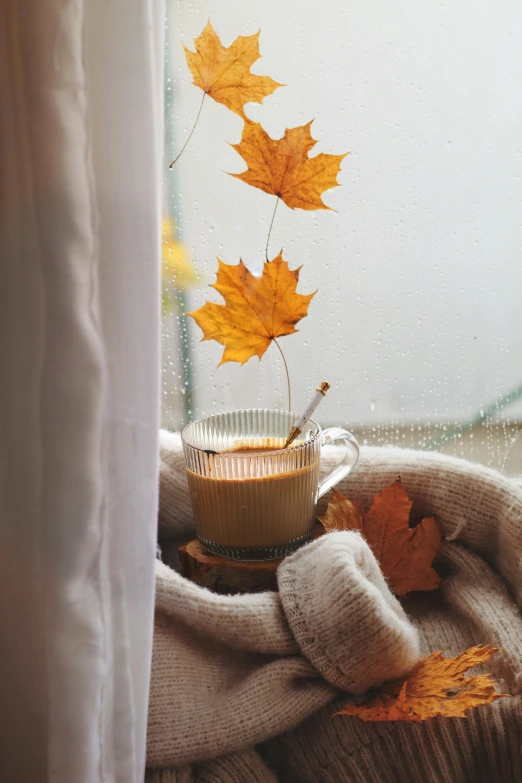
[{"left": 182, "top": 409, "right": 359, "bottom": 561}]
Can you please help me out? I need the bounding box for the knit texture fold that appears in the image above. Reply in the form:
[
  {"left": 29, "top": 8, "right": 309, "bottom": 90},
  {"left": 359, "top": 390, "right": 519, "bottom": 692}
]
[{"left": 147, "top": 431, "right": 522, "bottom": 782}]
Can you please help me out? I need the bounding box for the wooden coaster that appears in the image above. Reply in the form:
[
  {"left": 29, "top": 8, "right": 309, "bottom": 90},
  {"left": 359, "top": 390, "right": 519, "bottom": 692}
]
[
  {"left": 178, "top": 539, "right": 280, "bottom": 594},
  {"left": 179, "top": 524, "right": 324, "bottom": 595}
]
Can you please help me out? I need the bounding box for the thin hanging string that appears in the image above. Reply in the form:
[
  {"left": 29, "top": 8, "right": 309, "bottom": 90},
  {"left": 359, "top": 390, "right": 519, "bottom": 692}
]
[
  {"left": 265, "top": 196, "right": 280, "bottom": 262},
  {"left": 273, "top": 338, "right": 291, "bottom": 411},
  {"left": 169, "top": 92, "right": 206, "bottom": 169}
]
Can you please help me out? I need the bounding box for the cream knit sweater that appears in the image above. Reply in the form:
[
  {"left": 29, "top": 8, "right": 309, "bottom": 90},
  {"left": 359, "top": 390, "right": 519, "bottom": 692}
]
[{"left": 147, "top": 431, "right": 522, "bottom": 783}]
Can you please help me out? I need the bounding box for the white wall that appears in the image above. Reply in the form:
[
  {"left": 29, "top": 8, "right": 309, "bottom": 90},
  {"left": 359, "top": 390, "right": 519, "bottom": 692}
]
[{"left": 164, "top": 0, "right": 522, "bottom": 430}]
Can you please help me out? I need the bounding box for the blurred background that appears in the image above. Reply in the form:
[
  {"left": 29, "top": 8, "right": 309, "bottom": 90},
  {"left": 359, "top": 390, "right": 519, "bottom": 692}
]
[{"left": 162, "top": 0, "right": 522, "bottom": 474}]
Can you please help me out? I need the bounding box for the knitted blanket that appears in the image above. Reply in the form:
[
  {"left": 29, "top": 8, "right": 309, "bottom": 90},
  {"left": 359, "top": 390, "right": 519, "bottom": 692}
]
[{"left": 146, "top": 431, "right": 522, "bottom": 783}]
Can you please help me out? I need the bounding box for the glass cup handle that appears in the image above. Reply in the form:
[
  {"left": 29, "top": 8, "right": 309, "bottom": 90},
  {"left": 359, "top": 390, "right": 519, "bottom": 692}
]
[{"left": 317, "top": 427, "right": 360, "bottom": 499}]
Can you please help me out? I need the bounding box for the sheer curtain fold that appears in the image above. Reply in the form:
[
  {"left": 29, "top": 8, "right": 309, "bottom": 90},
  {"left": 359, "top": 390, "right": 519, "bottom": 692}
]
[{"left": 0, "top": 1, "right": 163, "bottom": 781}]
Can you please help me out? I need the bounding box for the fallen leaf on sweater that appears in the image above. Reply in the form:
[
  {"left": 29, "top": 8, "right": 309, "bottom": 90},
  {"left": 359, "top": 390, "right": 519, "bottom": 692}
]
[
  {"left": 335, "top": 645, "right": 508, "bottom": 722},
  {"left": 184, "top": 21, "right": 283, "bottom": 118},
  {"left": 230, "top": 120, "right": 348, "bottom": 210},
  {"left": 187, "top": 253, "right": 315, "bottom": 365},
  {"left": 318, "top": 478, "right": 442, "bottom": 596}
]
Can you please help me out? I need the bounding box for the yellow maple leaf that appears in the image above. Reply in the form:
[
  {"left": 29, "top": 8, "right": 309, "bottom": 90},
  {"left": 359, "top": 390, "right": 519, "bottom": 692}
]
[
  {"left": 230, "top": 120, "right": 348, "bottom": 210},
  {"left": 318, "top": 479, "right": 443, "bottom": 597},
  {"left": 187, "top": 253, "right": 315, "bottom": 366},
  {"left": 184, "top": 20, "right": 283, "bottom": 119},
  {"left": 335, "top": 645, "right": 508, "bottom": 722}
]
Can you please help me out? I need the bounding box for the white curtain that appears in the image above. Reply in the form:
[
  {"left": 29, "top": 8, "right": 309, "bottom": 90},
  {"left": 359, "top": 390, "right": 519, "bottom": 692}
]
[{"left": 0, "top": 1, "right": 163, "bottom": 781}]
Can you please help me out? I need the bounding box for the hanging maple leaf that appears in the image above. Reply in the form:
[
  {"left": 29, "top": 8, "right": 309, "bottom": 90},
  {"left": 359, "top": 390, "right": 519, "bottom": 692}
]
[
  {"left": 318, "top": 478, "right": 443, "bottom": 597},
  {"left": 230, "top": 120, "right": 348, "bottom": 210},
  {"left": 335, "top": 645, "right": 508, "bottom": 722},
  {"left": 187, "top": 253, "right": 315, "bottom": 366},
  {"left": 184, "top": 20, "right": 283, "bottom": 119}
]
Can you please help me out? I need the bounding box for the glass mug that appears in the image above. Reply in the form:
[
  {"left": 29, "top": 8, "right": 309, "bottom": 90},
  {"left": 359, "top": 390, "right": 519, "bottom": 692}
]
[{"left": 182, "top": 408, "right": 359, "bottom": 560}]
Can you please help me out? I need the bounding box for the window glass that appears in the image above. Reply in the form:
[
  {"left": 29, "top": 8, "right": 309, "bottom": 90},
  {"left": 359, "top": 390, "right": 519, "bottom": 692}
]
[{"left": 162, "top": 1, "right": 522, "bottom": 474}]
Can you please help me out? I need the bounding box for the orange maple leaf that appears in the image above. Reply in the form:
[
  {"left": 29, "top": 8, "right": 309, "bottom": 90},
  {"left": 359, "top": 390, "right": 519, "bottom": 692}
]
[
  {"left": 318, "top": 478, "right": 443, "bottom": 596},
  {"left": 335, "top": 645, "right": 508, "bottom": 722},
  {"left": 230, "top": 120, "right": 348, "bottom": 210},
  {"left": 184, "top": 21, "right": 283, "bottom": 119},
  {"left": 187, "top": 253, "right": 315, "bottom": 366}
]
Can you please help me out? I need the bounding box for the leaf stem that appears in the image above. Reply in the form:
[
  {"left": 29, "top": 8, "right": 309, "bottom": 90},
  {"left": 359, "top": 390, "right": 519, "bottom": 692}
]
[
  {"left": 265, "top": 196, "right": 280, "bottom": 262},
  {"left": 273, "top": 338, "right": 291, "bottom": 411},
  {"left": 169, "top": 92, "right": 206, "bottom": 169}
]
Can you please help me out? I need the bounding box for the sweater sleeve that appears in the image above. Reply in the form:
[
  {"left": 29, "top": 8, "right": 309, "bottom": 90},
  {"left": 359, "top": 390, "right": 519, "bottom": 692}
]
[
  {"left": 158, "top": 429, "right": 194, "bottom": 540},
  {"left": 277, "top": 531, "right": 421, "bottom": 693}
]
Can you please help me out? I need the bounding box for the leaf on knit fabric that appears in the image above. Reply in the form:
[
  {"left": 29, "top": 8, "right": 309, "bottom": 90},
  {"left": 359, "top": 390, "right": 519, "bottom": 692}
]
[
  {"left": 335, "top": 645, "right": 508, "bottom": 721},
  {"left": 318, "top": 478, "right": 442, "bottom": 597},
  {"left": 187, "top": 253, "right": 315, "bottom": 365},
  {"left": 184, "top": 21, "right": 283, "bottom": 119},
  {"left": 230, "top": 120, "right": 348, "bottom": 210}
]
